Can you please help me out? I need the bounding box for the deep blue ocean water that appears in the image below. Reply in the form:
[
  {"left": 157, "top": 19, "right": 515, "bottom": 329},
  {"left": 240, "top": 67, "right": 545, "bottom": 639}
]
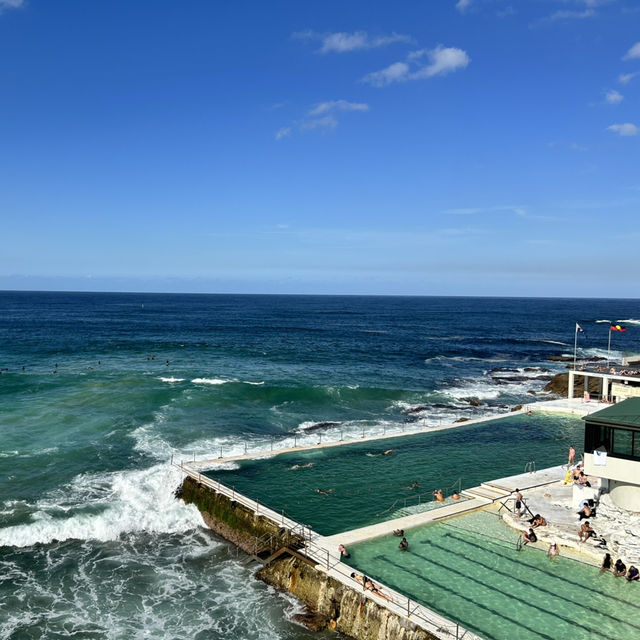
[{"left": 1, "top": 292, "right": 639, "bottom": 639}]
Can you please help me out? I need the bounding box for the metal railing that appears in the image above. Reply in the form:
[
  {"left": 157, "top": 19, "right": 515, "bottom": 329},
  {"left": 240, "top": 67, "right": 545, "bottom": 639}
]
[
  {"left": 524, "top": 461, "right": 536, "bottom": 474},
  {"left": 174, "top": 461, "right": 478, "bottom": 640},
  {"left": 377, "top": 478, "right": 463, "bottom": 517}
]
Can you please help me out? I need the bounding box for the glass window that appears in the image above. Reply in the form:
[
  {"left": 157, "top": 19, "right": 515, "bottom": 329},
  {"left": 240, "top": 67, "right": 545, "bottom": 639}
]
[{"left": 612, "top": 428, "right": 634, "bottom": 458}]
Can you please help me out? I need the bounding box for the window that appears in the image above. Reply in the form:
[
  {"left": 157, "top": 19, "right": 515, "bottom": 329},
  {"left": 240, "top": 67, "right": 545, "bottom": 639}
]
[{"left": 612, "top": 428, "right": 634, "bottom": 458}]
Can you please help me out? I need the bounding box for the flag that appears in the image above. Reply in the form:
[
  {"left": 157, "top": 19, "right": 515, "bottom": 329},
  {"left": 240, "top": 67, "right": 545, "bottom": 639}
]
[
  {"left": 576, "top": 323, "right": 584, "bottom": 333},
  {"left": 610, "top": 324, "right": 626, "bottom": 332}
]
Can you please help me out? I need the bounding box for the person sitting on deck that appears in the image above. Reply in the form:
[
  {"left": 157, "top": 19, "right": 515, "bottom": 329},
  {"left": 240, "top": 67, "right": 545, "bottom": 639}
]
[
  {"left": 529, "top": 514, "right": 547, "bottom": 529},
  {"left": 399, "top": 537, "right": 409, "bottom": 551},
  {"left": 627, "top": 566, "right": 639, "bottom": 582},
  {"left": 393, "top": 529, "right": 404, "bottom": 537},
  {"left": 433, "top": 489, "right": 444, "bottom": 502},
  {"left": 452, "top": 492, "right": 460, "bottom": 500},
  {"left": 338, "top": 544, "right": 350, "bottom": 559},
  {"left": 579, "top": 521, "right": 596, "bottom": 543},
  {"left": 523, "top": 528, "right": 537, "bottom": 545},
  {"left": 613, "top": 559, "right": 627, "bottom": 577},
  {"left": 600, "top": 553, "right": 612, "bottom": 573},
  {"left": 575, "top": 471, "right": 591, "bottom": 488},
  {"left": 578, "top": 499, "right": 596, "bottom": 520}
]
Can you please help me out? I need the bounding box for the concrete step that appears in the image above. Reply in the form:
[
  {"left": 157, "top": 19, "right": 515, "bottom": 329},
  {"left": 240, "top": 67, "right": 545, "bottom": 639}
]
[
  {"left": 461, "top": 487, "right": 503, "bottom": 501},
  {"left": 481, "top": 482, "right": 513, "bottom": 496}
]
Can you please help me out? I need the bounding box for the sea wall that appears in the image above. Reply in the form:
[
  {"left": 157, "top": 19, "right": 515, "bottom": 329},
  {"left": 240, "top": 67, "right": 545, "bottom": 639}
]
[
  {"left": 256, "top": 555, "right": 437, "bottom": 640},
  {"left": 178, "top": 476, "right": 438, "bottom": 640},
  {"left": 178, "top": 475, "right": 301, "bottom": 554}
]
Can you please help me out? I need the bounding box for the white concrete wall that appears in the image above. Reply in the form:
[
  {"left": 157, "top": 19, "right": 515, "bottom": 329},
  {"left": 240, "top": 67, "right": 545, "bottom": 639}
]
[
  {"left": 609, "top": 480, "right": 640, "bottom": 512},
  {"left": 584, "top": 452, "right": 640, "bottom": 484},
  {"left": 611, "top": 382, "right": 640, "bottom": 399}
]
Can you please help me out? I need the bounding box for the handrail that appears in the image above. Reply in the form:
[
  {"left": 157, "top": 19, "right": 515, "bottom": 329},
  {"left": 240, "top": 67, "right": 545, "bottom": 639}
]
[
  {"left": 174, "top": 461, "right": 476, "bottom": 640},
  {"left": 524, "top": 461, "right": 536, "bottom": 474},
  {"left": 377, "top": 477, "right": 463, "bottom": 517}
]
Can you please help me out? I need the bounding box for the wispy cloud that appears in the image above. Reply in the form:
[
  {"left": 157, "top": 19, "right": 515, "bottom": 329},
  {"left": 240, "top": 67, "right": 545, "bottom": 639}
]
[
  {"left": 623, "top": 42, "right": 640, "bottom": 60},
  {"left": 308, "top": 100, "right": 369, "bottom": 116},
  {"left": 444, "top": 205, "right": 528, "bottom": 217},
  {"left": 455, "top": 0, "right": 472, "bottom": 14},
  {"left": 607, "top": 123, "right": 638, "bottom": 137},
  {"left": 275, "top": 127, "right": 292, "bottom": 141},
  {"left": 293, "top": 30, "right": 412, "bottom": 54},
  {"left": 570, "top": 142, "right": 589, "bottom": 152},
  {"left": 275, "top": 100, "right": 370, "bottom": 140},
  {"left": 362, "top": 45, "right": 470, "bottom": 87},
  {"left": 618, "top": 72, "right": 637, "bottom": 85},
  {"left": 605, "top": 89, "right": 623, "bottom": 104},
  {"left": 0, "top": 0, "right": 24, "bottom": 13}
]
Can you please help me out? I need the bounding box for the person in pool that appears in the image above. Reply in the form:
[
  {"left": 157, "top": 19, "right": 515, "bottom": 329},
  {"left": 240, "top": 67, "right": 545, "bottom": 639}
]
[
  {"left": 547, "top": 542, "right": 559, "bottom": 560},
  {"left": 399, "top": 537, "right": 409, "bottom": 551},
  {"left": 433, "top": 489, "right": 444, "bottom": 502}
]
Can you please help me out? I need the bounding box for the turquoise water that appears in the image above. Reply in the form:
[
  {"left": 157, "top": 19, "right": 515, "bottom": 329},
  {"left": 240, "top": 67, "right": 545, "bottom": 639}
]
[
  {"left": 209, "top": 412, "right": 583, "bottom": 535},
  {"left": 345, "top": 510, "right": 640, "bottom": 640},
  {"left": 3, "top": 292, "right": 639, "bottom": 639}
]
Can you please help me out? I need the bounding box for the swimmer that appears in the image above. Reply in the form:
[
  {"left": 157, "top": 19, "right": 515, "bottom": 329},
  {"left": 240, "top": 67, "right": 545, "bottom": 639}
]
[
  {"left": 291, "top": 462, "right": 314, "bottom": 470},
  {"left": 316, "top": 488, "right": 334, "bottom": 496},
  {"left": 404, "top": 481, "right": 420, "bottom": 490},
  {"left": 338, "top": 544, "right": 350, "bottom": 559},
  {"left": 399, "top": 537, "right": 409, "bottom": 551},
  {"left": 392, "top": 529, "right": 404, "bottom": 537},
  {"left": 547, "top": 542, "right": 559, "bottom": 560},
  {"left": 452, "top": 492, "right": 460, "bottom": 501},
  {"left": 382, "top": 449, "right": 394, "bottom": 456},
  {"left": 433, "top": 489, "right": 444, "bottom": 502}
]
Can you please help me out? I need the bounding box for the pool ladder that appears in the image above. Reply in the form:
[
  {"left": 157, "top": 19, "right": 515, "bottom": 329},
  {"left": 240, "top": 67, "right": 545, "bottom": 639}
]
[{"left": 524, "top": 460, "right": 536, "bottom": 474}]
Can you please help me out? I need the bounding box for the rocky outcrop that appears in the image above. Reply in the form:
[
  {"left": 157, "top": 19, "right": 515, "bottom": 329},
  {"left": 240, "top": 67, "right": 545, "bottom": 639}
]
[
  {"left": 543, "top": 373, "right": 601, "bottom": 397},
  {"left": 257, "top": 555, "right": 438, "bottom": 640}
]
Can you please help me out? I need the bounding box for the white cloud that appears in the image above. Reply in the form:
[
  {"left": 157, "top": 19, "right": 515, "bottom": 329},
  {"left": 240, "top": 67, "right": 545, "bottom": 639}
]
[
  {"left": 456, "top": 0, "right": 472, "bottom": 13},
  {"left": 570, "top": 142, "right": 589, "bottom": 152},
  {"left": 276, "top": 100, "right": 369, "bottom": 139},
  {"left": 548, "top": 9, "right": 595, "bottom": 20},
  {"left": 607, "top": 123, "right": 638, "bottom": 137},
  {"left": 0, "top": 0, "right": 23, "bottom": 12},
  {"left": 362, "top": 62, "right": 410, "bottom": 87},
  {"left": 605, "top": 89, "right": 623, "bottom": 104},
  {"left": 362, "top": 46, "right": 470, "bottom": 87},
  {"left": 293, "top": 30, "right": 412, "bottom": 54},
  {"left": 618, "top": 72, "right": 637, "bottom": 84},
  {"left": 300, "top": 116, "right": 338, "bottom": 132},
  {"left": 623, "top": 42, "right": 640, "bottom": 60},
  {"left": 275, "top": 127, "right": 292, "bottom": 141},
  {"left": 308, "top": 100, "right": 369, "bottom": 116}
]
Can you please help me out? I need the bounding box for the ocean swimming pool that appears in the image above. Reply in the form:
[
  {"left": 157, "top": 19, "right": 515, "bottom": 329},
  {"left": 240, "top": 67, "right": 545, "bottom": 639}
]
[
  {"left": 208, "top": 412, "right": 583, "bottom": 535},
  {"left": 345, "top": 510, "right": 640, "bottom": 640}
]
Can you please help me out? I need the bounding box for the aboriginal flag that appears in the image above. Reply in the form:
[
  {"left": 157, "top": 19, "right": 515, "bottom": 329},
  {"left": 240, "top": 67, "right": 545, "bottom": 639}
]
[{"left": 610, "top": 324, "right": 626, "bottom": 332}]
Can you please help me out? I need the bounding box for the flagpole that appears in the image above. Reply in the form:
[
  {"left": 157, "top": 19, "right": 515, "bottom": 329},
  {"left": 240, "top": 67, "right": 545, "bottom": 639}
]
[
  {"left": 607, "top": 327, "right": 611, "bottom": 366},
  {"left": 574, "top": 323, "right": 578, "bottom": 371}
]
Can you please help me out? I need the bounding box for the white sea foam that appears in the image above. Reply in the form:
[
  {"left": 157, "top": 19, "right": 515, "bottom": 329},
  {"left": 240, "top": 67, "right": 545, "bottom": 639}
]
[
  {"left": 191, "top": 377, "right": 235, "bottom": 385},
  {"left": 617, "top": 319, "right": 640, "bottom": 325},
  {"left": 536, "top": 340, "right": 569, "bottom": 346},
  {"left": 424, "top": 355, "right": 508, "bottom": 364},
  {"left": 595, "top": 319, "right": 612, "bottom": 323},
  {"left": 0, "top": 464, "right": 204, "bottom": 548},
  {"left": 158, "top": 376, "right": 185, "bottom": 383},
  {"left": 242, "top": 380, "right": 265, "bottom": 385}
]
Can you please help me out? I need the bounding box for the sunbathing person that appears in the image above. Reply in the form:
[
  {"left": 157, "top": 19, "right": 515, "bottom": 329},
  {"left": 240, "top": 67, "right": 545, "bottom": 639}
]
[
  {"left": 577, "top": 502, "right": 592, "bottom": 520},
  {"left": 613, "top": 559, "right": 627, "bottom": 577},
  {"left": 363, "top": 577, "right": 393, "bottom": 602}
]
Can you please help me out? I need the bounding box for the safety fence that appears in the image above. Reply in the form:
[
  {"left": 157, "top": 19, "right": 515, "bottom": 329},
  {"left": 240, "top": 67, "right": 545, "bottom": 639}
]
[{"left": 174, "top": 460, "right": 480, "bottom": 640}]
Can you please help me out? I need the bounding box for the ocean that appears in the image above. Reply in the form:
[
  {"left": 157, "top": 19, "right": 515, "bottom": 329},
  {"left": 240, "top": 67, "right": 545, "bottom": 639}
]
[{"left": 1, "top": 292, "right": 639, "bottom": 639}]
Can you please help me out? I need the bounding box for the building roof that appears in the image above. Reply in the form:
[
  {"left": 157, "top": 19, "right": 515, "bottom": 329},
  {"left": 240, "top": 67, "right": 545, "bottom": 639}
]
[{"left": 584, "top": 398, "right": 640, "bottom": 429}]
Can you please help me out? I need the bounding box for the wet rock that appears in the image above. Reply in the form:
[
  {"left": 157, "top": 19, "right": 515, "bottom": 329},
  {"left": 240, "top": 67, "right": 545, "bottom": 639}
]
[
  {"left": 511, "top": 405, "right": 523, "bottom": 412},
  {"left": 302, "top": 421, "right": 341, "bottom": 433},
  {"left": 292, "top": 612, "right": 329, "bottom": 632},
  {"left": 469, "top": 398, "right": 481, "bottom": 407},
  {"left": 455, "top": 417, "right": 470, "bottom": 423}
]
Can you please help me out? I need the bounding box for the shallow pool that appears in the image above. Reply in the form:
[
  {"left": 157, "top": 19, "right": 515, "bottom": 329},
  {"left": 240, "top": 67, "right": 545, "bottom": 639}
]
[
  {"left": 345, "top": 510, "right": 640, "bottom": 640},
  {"left": 208, "top": 412, "right": 583, "bottom": 535}
]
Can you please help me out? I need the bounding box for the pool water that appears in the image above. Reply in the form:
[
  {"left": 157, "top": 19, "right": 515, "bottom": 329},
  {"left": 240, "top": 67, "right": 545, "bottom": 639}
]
[
  {"left": 209, "top": 413, "right": 583, "bottom": 535},
  {"left": 345, "top": 510, "right": 640, "bottom": 640}
]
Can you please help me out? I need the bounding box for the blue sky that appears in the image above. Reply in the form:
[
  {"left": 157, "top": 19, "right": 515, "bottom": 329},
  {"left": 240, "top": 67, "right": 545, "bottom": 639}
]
[{"left": 1, "top": 0, "right": 639, "bottom": 296}]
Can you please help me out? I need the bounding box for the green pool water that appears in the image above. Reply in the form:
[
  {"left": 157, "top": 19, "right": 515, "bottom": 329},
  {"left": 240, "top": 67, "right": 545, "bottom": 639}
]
[
  {"left": 345, "top": 510, "right": 640, "bottom": 640},
  {"left": 208, "top": 412, "right": 583, "bottom": 535}
]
